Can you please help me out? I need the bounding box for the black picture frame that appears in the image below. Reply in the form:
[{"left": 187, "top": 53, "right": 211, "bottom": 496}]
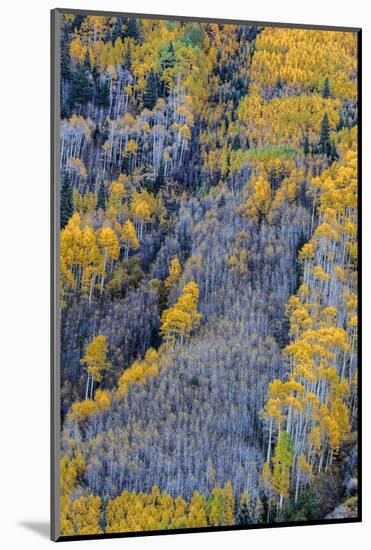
[{"left": 51, "top": 8, "right": 362, "bottom": 542}]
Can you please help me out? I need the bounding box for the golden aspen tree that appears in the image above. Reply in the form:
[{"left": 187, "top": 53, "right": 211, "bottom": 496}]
[
  {"left": 207, "top": 485, "right": 234, "bottom": 526},
  {"left": 118, "top": 347, "right": 159, "bottom": 397},
  {"left": 131, "top": 190, "right": 157, "bottom": 239},
  {"left": 97, "top": 227, "right": 120, "bottom": 291},
  {"left": 260, "top": 462, "right": 274, "bottom": 522},
  {"left": 72, "top": 495, "right": 103, "bottom": 535},
  {"left": 106, "top": 179, "right": 127, "bottom": 219},
  {"left": 60, "top": 495, "right": 75, "bottom": 535},
  {"left": 121, "top": 219, "right": 140, "bottom": 259},
  {"left": 80, "top": 335, "right": 111, "bottom": 399},
  {"left": 187, "top": 491, "right": 207, "bottom": 528},
  {"left": 164, "top": 257, "right": 182, "bottom": 290},
  {"left": 60, "top": 448, "right": 86, "bottom": 496},
  {"left": 160, "top": 281, "right": 202, "bottom": 346}
]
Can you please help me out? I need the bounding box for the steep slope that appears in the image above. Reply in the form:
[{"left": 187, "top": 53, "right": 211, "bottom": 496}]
[{"left": 58, "top": 15, "right": 358, "bottom": 534}]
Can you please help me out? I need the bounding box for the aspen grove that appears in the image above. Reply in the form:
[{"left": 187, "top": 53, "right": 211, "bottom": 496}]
[{"left": 58, "top": 14, "right": 359, "bottom": 536}]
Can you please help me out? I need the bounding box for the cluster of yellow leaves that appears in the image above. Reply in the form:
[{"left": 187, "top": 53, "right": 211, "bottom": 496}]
[
  {"left": 68, "top": 15, "right": 215, "bottom": 114},
  {"left": 68, "top": 389, "right": 112, "bottom": 423},
  {"left": 262, "top": 133, "right": 358, "bottom": 505},
  {"left": 80, "top": 335, "right": 111, "bottom": 383},
  {"left": 164, "top": 257, "right": 182, "bottom": 290},
  {"left": 106, "top": 177, "right": 127, "bottom": 218},
  {"left": 61, "top": 495, "right": 102, "bottom": 536},
  {"left": 118, "top": 348, "right": 159, "bottom": 397},
  {"left": 69, "top": 17, "right": 130, "bottom": 74},
  {"left": 131, "top": 189, "right": 157, "bottom": 225},
  {"left": 73, "top": 189, "right": 96, "bottom": 215},
  {"left": 237, "top": 158, "right": 305, "bottom": 224},
  {"left": 69, "top": 157, "right": 88, "bottom": 179},
  {"left": 62, "top": 114, "right": 92, "bottom": 137},
  {"left": 250, "top": 28, "right": 357, "bottom": 100},
  {"left": 120, "top": 219, "right": 139, "bottom": 258},
  {"left": 60, "top": 448, "right": 85, "bottom": 496},
  {"left": 161, "top": 281, "right": 202, "bottom": 345},
  {"left": 238, "top": 94, "right": 341, "bottom": 149},
  {"left": 60, "top": 213, "right": 106, "bottom": 302},
  {"left": 61, "top": 482, "right": 237, "bottom": 535},
  {"left": 66, "top": 335, "right": 112, "bottom": 422},
  {"left": 243, "top": 174, "right": 272, "bottom": 222},
  {"left": 61, "top": 178, "right": 167, "bottom": 302}
]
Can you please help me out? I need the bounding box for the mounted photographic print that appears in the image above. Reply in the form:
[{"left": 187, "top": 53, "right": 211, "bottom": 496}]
[{"left": 51, "top": 8, "right": 361, "bottom": 541}]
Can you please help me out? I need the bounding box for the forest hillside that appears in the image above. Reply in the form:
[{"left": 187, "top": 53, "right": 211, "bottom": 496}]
[{"left": 58, "top": 14, "right": 358, "bottom": 535}]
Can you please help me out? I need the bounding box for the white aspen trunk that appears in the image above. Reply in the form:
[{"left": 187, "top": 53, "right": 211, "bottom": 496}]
[
  {"left": 100, "top": 253, "right": 107, "bottom": 293},
  {"left": 89, "top": 274, "right": 95, "bottom": 307},
  {"left": 295, "top": 471, "right": 300, "bottom": 503},
  {"left": 85, "top": 374, "right": 90, "bottom": 400},
  {"left": 267, "top": 417, "right": 273, "bottom": 463}
]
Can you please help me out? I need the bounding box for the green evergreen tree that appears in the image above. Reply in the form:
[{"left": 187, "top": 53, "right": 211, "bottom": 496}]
[
  {"left": 60, "top": 175, "right": 73, "bottom": 228},
  {"left": 69, "top": 60, "right": 93, "bottom": 110},
  {"left": 303, "top": 133, "right": 310, "bottom": 156},
  {"left": 72, "top": 14, "right": 84, "bottom": 31},
  {"left": 276, "top": 75, "right": 283, "bottom": 91},
  {"left": 161, "top": 41, "right": 176, "bottom": 70},
  {"left": 98, "top": 80, "right": 110, "bottom": 110},
  {"left": 143, "top": 71, "right": 159, "bottom": 110},
  {"left": 97, "top": 183, "right": 106, "bottom": 211},
  {"left": 318, "top": 113, "right": 332, "bottom": 157},
  {"left": 60, "top": 30, "right": 71, "bottom": 81},
  {"left": 126, "top": 18, "right": 140, "bottom": 41},
  {"left": 330, "top": 139, "right": 339, "bottom": 161},
  {"left": 124, "top": 41, "right": 132, "bottom": 71},
  {"left": 111, "top": 17, "right": 127, "bottom": 43},
  {"left": 231, "top": 134, "right": 241, "bottom": 151},
  {"left": 322, "top": 77, "right": 331, "bottom": 98},
  {"left": 235, "top": 500, "right": 251, "bottom": 525},
  {"left": 83, "top": 48, "right": 92, "bottom": 72},
  {"left": 155, "top": 160, "right": 165, "bottom": 191}
]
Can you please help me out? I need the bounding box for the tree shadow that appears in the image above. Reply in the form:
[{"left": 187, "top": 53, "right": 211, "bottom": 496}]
[{"left": 18, "top": 521, "right": 49, "bottom": 539}]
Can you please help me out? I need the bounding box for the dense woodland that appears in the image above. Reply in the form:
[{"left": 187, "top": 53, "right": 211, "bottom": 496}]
[{"left": 58, "top": 14, "right": 359, "bottom": 536}]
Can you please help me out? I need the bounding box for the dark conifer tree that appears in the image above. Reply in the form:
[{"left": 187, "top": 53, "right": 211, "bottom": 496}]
[
  {"left": 69, "top": 56, "right": 93, "bottom": 111},
  {"left": 60, "top": 175, "right": 73, "bottom": 228},
  {"left": 295, "top": 231, "right": 307, "bottom": 290},
  {"left": 60, "top": 30, "right": 71, "bottom": 81},
  {"left": 318, "top": 113, "right": 332, "bottom": 157},
  {"left": 235, "top": 500, "right": 251, "bottom": 525},
  {"left": 83, "top": 49, "right": 92, "bottom": 72},
  {"left": 231, "top": 134, "right": 241, "bottom": 151},
  {"left": 330, "top": 139, "right": 339, "bottom": 161},
  {"left": 93, "top": 124, "right": 100, "bottom": 144},
  {"left": 303, "top": 133, "right": 310, "bottom": 156},
  {"left": 143, "top": 71, "right": 159, "bottom": 110},
  {"left": 218, "top": 194, "right": 226, "bottom": 209},
  {"left": 98, "top": 80, "right": 110, "bottom": 110},
  {"left": 126, "top": 18, "right": 140, "bottom": 41},
  {"left": 322, "top": 77, "right": 331, "bottom": 98},
  {"left": 111, "top": 17, "right": 127, "bottom": 43},
  {"left": 124, "top": 41, "right": 132, "bottom": 71},
  {"left": 72, "top": 14, "right": 84, "bottom": 31},
  {"left": 97, "top": 183, "right": 107, "bottom": 211},
  {"left": 161, "top": 41, "right": 176, "bottom": 71},
  {"left": 155, "top": 161, "right": 165, "bottom": 191}
]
